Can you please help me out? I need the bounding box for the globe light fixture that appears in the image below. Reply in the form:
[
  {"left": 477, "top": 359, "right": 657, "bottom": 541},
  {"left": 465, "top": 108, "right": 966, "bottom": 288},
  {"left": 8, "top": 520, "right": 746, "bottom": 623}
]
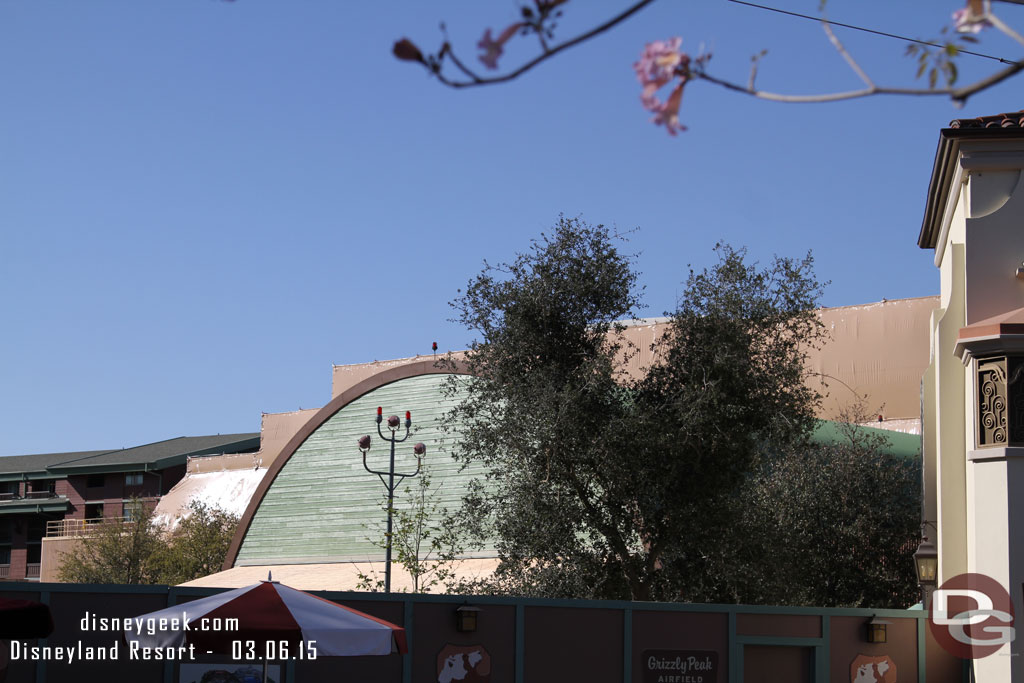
[{"left": 358, "top": 407, "right": 424, "bottom": 593}]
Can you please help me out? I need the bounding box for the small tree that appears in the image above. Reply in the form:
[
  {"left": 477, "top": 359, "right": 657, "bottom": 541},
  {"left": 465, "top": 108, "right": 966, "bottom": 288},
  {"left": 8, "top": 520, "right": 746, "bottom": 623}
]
[
  {"left": 356, "top": 470, "right": 463, "bottom": 593},
  {"left": 58, "top": 499, "right": 239, "bottom": 585},
  {"left": 151, "top": 501, "right": 240, "bottom": 585},
  {"left": 57, "top": 499, "right": 164, "bottom": 585}
]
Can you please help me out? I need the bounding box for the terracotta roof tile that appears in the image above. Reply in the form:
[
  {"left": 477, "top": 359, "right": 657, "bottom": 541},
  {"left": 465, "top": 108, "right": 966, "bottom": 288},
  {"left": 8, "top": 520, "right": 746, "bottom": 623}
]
[{"left": 949, "top": 110, "right": 1024, "bottom": 129}]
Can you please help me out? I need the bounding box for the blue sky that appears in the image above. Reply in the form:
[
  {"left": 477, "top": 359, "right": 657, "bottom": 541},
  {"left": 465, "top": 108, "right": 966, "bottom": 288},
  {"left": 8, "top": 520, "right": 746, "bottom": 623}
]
[{"left": 2, "top": 0, "right": 1022, "bottom": 456}]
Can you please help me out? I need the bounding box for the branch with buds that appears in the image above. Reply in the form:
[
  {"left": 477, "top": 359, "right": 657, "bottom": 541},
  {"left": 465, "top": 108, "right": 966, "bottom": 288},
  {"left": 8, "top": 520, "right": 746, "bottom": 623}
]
[{"left": 393, "top": 0, "right": 1024, "bottom": 136}]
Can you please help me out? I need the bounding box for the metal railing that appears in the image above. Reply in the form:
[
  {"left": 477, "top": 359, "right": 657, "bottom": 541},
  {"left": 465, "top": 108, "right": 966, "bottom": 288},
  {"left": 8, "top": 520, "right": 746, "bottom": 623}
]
[
  {"left": 25, "top": 564, "right": 40, "bottom": 578},
  {"left": 46, "top": 517, "right": 132, "bottom": 538},
  {"left": 23, "top": 490, "right": 57, "bottom": 500},
  {"left": 0, "top": 565, "right": 9, "bottom": 579}
]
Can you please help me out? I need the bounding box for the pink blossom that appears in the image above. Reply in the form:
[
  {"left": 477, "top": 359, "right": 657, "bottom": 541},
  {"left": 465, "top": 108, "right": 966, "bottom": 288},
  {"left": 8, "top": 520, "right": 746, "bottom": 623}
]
[
  {"left": 634, "top": 38, "right": 686, "bottom": 108},
  {"left": 477, "top": 23, "right": 522, "bottom": 70},
  {"left": 634, "top": 38, "right": 692, "bottom": 134},
  {"left": 650, "top": 82, "right": 686, "bottom": 136},
  {"left": 953, "top": 0, "right": 992, "bottom": 33}
]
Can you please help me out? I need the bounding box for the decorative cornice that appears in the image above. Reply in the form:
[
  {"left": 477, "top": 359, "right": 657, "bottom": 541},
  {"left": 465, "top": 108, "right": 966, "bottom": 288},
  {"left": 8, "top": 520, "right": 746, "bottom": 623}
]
[
  {"left": 955, "top": 307, "right": 1024, "bottom": 362},
  {"left": 918, "top": 125, "right": 1024, "bottom": 253}
]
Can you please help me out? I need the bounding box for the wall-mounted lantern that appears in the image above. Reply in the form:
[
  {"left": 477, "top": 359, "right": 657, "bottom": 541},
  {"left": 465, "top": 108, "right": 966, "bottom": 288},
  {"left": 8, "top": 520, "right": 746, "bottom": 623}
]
[
  {"left": 866, "top": 616, "right": 890, "bottom": 644},
  {"left": 456, "top": 605, "right": 482, "bottom": 633},
  {"left": 913, "top": 537, "right": 938, "bottom": 588}
]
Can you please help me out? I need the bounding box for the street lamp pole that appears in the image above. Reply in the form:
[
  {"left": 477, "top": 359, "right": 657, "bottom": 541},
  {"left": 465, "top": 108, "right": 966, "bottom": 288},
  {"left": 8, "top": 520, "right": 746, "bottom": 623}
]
[{"left": 358, "top": 407, "right": 425, "bottom": 593}]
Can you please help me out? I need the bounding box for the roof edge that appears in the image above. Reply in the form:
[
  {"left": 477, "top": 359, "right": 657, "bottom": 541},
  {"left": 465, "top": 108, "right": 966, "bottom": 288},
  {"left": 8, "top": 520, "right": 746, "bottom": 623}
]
[{"left": 919, "top": 126, "right": 1024, "bottom": 250}]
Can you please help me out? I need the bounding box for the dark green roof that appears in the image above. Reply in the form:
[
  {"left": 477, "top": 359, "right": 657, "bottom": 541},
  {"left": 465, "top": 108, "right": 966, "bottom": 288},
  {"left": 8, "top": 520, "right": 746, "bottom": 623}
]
[
  {"left": 0, "top": 451, "right": 112, "bottom": 476},
  {"left": 0, "top": 434, "right": 259, "bottom": 478},
  {"left": 47, "top": 434, "right": 260, "bottom": 473}
]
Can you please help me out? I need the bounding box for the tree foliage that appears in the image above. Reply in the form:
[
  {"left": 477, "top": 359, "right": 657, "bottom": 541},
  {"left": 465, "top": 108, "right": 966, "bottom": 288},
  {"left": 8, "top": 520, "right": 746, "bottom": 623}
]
[
  {"left": 150, "top": 501, "right": 241, "bottom": 586},
  {"left": 356, "top": 469, "right": 463, "bottom": 594},
  {"left": 57, "top": 500, "right": 239, "bottom": 585},
  {"left": 443, "top": 217, "right": 843, "bottom": 602},
  {"left": 57, "top": 500, "right": 165, "bottom": 585},
  {"left": 716, "top": 429, "right": 922, "bottom": 608}
]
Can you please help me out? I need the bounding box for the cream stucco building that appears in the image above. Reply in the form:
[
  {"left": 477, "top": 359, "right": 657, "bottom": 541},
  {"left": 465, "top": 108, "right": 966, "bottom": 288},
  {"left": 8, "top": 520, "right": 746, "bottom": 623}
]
[{"left": 919, "top": 110, "right": 1024, "bottom": 680}]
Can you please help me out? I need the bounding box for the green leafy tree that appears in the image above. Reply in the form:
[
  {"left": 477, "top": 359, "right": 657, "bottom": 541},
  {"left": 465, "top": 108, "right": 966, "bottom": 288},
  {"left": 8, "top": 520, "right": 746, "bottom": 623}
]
[
  {"left": 356, "top": 470, "right": 463, "bottom": 593},
  {"left": 57, "top": 499, "right": 239, "bottom": 585},
  {"left": 57, "top": 499, "right": 164, "bottom": 585},
  {"left": 151, "top": 501, "right": 240, "bottom": 585},
  {"left": 708, "top": 425, "right": 922, "bottom": 608},
  {"left": 442, "top": 217, "right": 826, "bottom": 601}
]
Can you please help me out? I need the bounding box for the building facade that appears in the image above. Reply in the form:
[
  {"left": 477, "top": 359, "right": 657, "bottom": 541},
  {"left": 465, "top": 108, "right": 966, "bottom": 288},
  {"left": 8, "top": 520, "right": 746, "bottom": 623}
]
[
  {"left": 0, "top": 434, "right": 258, "bottom": 582},
  {"left": 917, "top": 110, "right": 1024, "bottom": 681}
]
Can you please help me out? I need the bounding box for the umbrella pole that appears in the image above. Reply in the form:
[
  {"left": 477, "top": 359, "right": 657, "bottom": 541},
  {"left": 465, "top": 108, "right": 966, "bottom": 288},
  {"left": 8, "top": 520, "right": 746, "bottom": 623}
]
[{"left": 263, "top": 658, "right": 268, "bottom": 683}]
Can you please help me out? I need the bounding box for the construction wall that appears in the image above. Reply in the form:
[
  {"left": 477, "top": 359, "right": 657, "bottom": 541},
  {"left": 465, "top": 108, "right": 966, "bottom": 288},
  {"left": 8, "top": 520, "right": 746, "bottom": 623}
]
[{"left": 0, "top": 582, "right": 962, "bottom": 683}]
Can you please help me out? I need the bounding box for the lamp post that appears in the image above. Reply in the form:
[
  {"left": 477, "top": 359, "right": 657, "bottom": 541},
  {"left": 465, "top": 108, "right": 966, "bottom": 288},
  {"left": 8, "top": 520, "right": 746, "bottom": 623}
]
[{"left": 358, "top": 406, "right": 425, "bottom": 593}]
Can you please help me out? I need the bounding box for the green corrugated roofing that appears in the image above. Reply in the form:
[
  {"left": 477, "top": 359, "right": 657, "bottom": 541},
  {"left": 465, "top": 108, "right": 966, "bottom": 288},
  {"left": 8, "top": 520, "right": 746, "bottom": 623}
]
[
  {"left": 236, "top": 376, "right": 921, "bottom": 566},
  {"left": 811, "top": 420, "right": 920, "bottom": 460},
  {"left": 237, "top": 374, "right": 482, "bottom": 565}
]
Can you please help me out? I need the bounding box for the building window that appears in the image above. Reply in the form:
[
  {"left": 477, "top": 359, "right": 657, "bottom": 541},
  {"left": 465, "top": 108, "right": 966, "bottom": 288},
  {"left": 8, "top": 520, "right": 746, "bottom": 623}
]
[
  {"left": 123, "top": 502, "right": 143, "bottom": 523},
  {"left": 27, "top": 480, "right": 56, "bottom": 497},
  {"left": 85, "top": 503, "right": 104, "bottom": 521},
  {"left": 0, "top": 481, "right": 17, "bottom": 499},
  {"left": 25, "top": 518, "right": 44, "bottom": 566},
  {"left": 124, "top": 473, "right": 144, "bottom": 487},
  {"left": 26, "top": 542, "right": 41, "bottom": 564},
  {"left": 86, "top": 473, "right": 105, "bottom": 488}
]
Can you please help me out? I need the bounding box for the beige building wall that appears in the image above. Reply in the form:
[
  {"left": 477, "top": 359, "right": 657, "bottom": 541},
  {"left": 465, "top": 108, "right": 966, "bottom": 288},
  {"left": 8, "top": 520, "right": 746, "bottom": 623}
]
[
  {"left": 39, "top": 536, "right": 82, "bottom": 582},
  {"left": 920, "top": 131, "right": 1024, "bottom": 682},
  {"left": 807, "top": 297, "right": 937, "bottom": 423},
  {"left": 328, "top": 306, "right": 934, "bottom": 432}
]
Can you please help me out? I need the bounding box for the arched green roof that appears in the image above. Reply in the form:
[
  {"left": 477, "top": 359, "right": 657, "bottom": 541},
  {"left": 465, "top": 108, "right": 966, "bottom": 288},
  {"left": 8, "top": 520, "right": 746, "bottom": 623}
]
[{"left": 232, "top": 367, "right": 481, "bottom": 566}]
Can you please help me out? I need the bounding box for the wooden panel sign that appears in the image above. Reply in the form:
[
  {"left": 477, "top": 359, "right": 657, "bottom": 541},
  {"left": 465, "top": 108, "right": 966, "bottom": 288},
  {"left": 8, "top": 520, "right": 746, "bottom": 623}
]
[{"left": 642, "top": 650, "right": 719, "bottom": 683}]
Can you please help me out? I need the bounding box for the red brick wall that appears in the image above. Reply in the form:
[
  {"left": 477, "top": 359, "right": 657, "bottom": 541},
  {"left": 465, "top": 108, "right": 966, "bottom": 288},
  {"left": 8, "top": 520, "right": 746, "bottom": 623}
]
[
  {"left": 65, "top": 472, "right": 168, "bottom": 520},
  {"left": 7, "top": 519, "right": 28, "bottom": 580}
]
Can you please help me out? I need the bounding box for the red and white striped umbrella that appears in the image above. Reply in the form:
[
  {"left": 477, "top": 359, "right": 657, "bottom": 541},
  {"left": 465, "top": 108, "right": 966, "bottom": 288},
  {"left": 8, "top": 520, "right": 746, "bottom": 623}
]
[{"left": 126, "top": 579, "right": 406, "bottom": 658}]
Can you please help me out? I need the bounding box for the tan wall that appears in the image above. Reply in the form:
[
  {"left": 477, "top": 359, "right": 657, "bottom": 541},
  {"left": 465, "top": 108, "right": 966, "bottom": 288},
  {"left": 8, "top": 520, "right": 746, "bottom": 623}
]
[
  {"left": 807, "top": 297, "right": 937, "bottom": 422},
  {"left": 186, "top": 409, "right": 318, "bottom": 475},
  {"left": 332, "top": 353, "right": 466, "bottom": 398},
  {"left": 39, "top": 535, "right": 84, "bottom": 582},
  {"left": 328, "top": 302, "right": 934, "bottom": 426}
]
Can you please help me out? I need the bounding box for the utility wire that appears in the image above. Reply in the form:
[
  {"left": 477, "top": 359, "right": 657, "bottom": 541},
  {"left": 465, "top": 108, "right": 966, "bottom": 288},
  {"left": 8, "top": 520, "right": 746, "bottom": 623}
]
[{"left": 727, "top": 0, "right": 1021, "bottom": 65}]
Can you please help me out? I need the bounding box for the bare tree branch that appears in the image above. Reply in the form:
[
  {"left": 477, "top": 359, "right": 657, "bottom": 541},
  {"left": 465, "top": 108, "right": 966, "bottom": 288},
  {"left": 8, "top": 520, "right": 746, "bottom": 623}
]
[
  {"left": 990, "top": 13, "right": 1024, "bottom": 48},
  {"left": 428, "top": 0, "right": 659, "bottom": 88},
  {"left": 951, "top": 56, "right": 1024, "bottom": 99},
  {"left": 822, "top": 20, "right": 874, "bottom": 88},
  {"left": 404, "top": 0, "right": 1024, "bottom": 115},
  {"left": 694, "top": 51, "right": 1024, "bottom": 105}
]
